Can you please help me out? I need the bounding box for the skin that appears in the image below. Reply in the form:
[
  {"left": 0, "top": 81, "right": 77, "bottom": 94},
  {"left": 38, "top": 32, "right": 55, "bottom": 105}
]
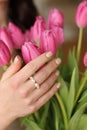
[{"left": 0, "top": 51, "right": 61, "bottom": 130}]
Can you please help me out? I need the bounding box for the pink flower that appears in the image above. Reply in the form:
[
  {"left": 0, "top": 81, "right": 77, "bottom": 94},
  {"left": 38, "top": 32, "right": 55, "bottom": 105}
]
[
  {"left": 0, "top": 27, "right": 14, "bottom": 52},
  {"left": 24, "top": 30, "right": 31, "bottom": 42},
  {"left": 52, "top": 26, "right": 64, "bottom": 47},
  {"left": 75, "top": 1, "right": 87, "bottom": 27},
  {"left": 22, "top": 41, "right": 42, "bottom": 63},
  {"left": 84, "top": 52, "right": 87, "bottom": 67},
  {"left": 8, "top": 22, "right": 25, "bottom": 49},
  {"left": 40, "top": 30, "right": 57, "bottom": 55},
  {"left": 47, "top": 8, "right": 64, "bottom": 29},
  {"left": 0, "top": 40, "right": 11, "bottom": 66},
  {"left": 31, "top": 16, "right": 46, "bottom": 43}
]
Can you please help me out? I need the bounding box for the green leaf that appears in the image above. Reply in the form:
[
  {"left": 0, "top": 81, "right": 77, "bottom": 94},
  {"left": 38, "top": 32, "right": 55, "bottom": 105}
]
[
  {"left": 79, "top": 90, "right": 87, "bottom": 103},
  {"left": 77, "top": 114, "right": 87, "bottom": 130},
  {"left": 55, "top": 93, "right": 68, "bottom": 130},
  {"left": 58, "top": 76, "right": 68, "bottom": 107},
  {"left": 68, "top": 50, "right": 77, "bottom": 72},
  {"left": 39, "top": 101, "right": 50, "bottom": 129},
  {"left": 51, "top": 98, "right": 63, "bottom": 130},
  {"left": 76, "top": 90, "right": 87, "bottom": 109},
  {"left": 67, "top": 68, "right": 76, "bottom": 119},
  {"left": 22, "top": 118, "right": 43, "bottom": 130},
  {"left": 69, "top": 103, "right": 87, "bottom": 130}
]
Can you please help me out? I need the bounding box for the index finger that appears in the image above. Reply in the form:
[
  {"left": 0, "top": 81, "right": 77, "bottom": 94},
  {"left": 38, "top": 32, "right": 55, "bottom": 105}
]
[{"left": 13, "top": 51, "right": 53, "bottom": 83}]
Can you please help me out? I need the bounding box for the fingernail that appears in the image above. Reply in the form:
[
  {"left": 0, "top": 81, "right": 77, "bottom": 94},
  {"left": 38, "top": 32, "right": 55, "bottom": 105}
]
[
  {"left": 55, "top": 58, "right": 61, "bottom": 65},
  {"left": 55, "top": 71, "right": 60, "bottom": 76},
  {"left": 56, "top": 83, "right": 61, "bottom": 89},
  {"left": 46, "top": 51, "right": 53, "bottom": 58},
  {"left": 14, "top": 56, "right": 19, "bottom": 64}
]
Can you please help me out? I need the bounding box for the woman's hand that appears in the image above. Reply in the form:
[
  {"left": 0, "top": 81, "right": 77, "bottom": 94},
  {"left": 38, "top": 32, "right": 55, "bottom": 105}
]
[{"left": 0, "top": 51, "right": 61, "bottom": 130}]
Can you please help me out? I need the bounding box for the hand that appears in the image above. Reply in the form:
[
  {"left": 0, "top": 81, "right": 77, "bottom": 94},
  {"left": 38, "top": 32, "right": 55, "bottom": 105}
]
[{"left": 0, "top": 51, "right": 61, "bottom": 130}]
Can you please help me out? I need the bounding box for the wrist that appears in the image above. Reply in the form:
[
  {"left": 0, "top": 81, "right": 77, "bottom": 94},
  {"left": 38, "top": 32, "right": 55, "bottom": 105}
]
[{"left": 0, "top": 110, "right": 16, "bottom": 130}]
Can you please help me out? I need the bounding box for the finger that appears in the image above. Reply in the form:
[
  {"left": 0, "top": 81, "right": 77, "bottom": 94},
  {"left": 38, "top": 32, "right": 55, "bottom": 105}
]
[
  {"left": 1, "top": 56, "right": 22, "bottom": 81},
  {"left": 13, "top": 51, "right": 53, "bottom": 84},
  {"left": 28, "top": 83, "right": 60, "bottom": 114},
  {"left": 18, "top": 70, "right": 59, "bottom": 98},
  {"left": 33, "top": 58, "right": 61, "bottom": 84},
  {"left": 18, "top": 57, "right": 61, "bottom": 97},
  {"left": 26, "top": 70, "right": 60, "bottom": 103}
]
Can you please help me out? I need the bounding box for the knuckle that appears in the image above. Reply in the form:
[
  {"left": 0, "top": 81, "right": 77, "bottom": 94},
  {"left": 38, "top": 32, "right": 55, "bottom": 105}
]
[
  {"left": 19, "top": 89, "right": 27, "bottom": 98},
  {"left": 41, "top": 68, "right": 50, "bottom": 77},
  {"left": 45, "top": 81, "right": 50, "bottom": 88},
  {"left": 28, "top": 62, "right": 37, "bottom": 72},
  {"left": 52, "top": 60, "right": 58, "bottom": 67},
  {"left": 10, "top": 77, "right": 20, "bottom": 89},
  {"left": 29, "top": 105, "right": 37, "bottom": 113}
]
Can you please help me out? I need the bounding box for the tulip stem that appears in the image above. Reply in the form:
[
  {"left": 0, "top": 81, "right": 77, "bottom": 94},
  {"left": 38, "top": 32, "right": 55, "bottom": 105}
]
[
  {"left": 74, "top": 69, "right": 87, "bottom": 105},
  {"left": 55, "top": 92, "right": 68, "bottom": 130},
  {"left": 76, "top": 27, "right": 83, "bottom": 63}
]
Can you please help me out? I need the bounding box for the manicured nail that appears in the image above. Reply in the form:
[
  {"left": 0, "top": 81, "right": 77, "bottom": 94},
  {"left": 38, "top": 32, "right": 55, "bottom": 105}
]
[
  {"left": 56, "top": 83, "right": 61, "bottom": 89},
  {"left": 55, "top": 58, "right": 61, "bottom": 65},
  {"left": 55, "top": 71, "right": 60, "bottom": 76},
  {"left": 46, "top": 51, "right": 53, "bottom": 58},
  {"left": 14, "top": 56, "right": 19, "bottom": 64}
]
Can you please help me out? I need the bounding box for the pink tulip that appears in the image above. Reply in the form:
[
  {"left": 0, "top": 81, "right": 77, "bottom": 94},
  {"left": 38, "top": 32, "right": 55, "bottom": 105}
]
[
  {"left": 75, "top": 1, "right": 87, "bottom": 27},
  {"left": 84, "top": 52, "right": 87, "bottom": 67},
  {"left": 31, "top": 16, "right": 46, "bottom": 43},
  {"left": 0, "top": 40, "right": 11, "bottom": 66},
  {"left": 8, "top": 22, "right": 25, "bottom": 49},
  {"left": 0, "top": 27, "right": 14, "bottom": 52},
  {"left": 40, "top": 30, "right": 57, "bottom": 55},
  {"left": 22, "top": 41, "right": 42, "bottom": 63},
  {"left": 47, "top": 8, "right": 64, "bottom": 29},
  {"left": 52, "top": 26, "right": 64, "bottom": 47},
  {"left": 24, "top": 30, "right": 31, "bottom": 41}
]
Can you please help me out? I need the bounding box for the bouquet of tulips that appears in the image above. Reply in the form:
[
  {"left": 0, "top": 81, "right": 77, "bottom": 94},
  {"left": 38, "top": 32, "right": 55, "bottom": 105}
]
[{"left": 0, "top": 0, "right": 87, "bottom": 130}]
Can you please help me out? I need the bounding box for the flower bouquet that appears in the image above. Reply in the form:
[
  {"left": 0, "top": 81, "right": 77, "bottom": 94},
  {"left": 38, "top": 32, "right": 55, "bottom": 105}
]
[{"left": 0, "top": 1, "right": 87, "bottom": 130}]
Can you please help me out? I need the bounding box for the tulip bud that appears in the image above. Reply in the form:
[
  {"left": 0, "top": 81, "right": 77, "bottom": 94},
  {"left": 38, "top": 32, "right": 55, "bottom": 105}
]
[
  {"left": 0, "top": 40, "right": 11, "bottom": 66},
  {"left": 47, "top": 8, "right": 64, "bottom": 29},
  {"left": 40, "top": 30, "right": 57, "bottom": 55},
  {"left": 22, "top": 41, "right": 42, "bottom": 63},
  {"left": 31, "top": 16, "right": 46, "bottom": 43},
  {"left": 52, "top": 26, "right": 64, "bottom": 47},
  {"left": 75, "top": 1, "right": 87, "bottom": 27},
  {"left": 84, "top": 52, "right": 87, "bottom": 67},
  {"left": 8, "top": 22, "right": 25, "bottom": 49},
  {"left": 0, "top": 27, "right": 14, "bottom": 52}
]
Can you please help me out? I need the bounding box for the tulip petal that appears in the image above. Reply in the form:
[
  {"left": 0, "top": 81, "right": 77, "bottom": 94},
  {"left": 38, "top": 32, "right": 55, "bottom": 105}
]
[
  {"left": 47, "top": 8, "right": 64, "bottom": 29},
  {"left": 22, "top": 41, "right": 42, "bottom": 63},
  {"left": 8, "top": 22, "right": 25, "bottom": 49},
  {"left": 0, "top": 27, "right": 14, "bottom": 52},
  {"left": 0, "top": 40, "right": 11, "bottom": 66},
  {"left": 84, "top": 52, "right": 87, "bottom": 67},
  {"left": 40, "top": 30, "right": 57, "bottom": 55},
  {"left": 75, "top": 1, "right": 87, "bottom": 27}
]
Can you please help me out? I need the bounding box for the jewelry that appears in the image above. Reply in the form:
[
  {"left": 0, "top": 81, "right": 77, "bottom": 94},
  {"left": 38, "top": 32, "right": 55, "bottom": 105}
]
[{"left": 30, "top": 76, "right": 40, "bottom": 89}]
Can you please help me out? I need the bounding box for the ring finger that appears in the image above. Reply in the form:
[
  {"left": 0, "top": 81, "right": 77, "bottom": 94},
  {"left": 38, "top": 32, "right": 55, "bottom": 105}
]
[
  {"left": 26, "top": 70, "right": 60, "bottom": 103},
  {"left": 19, "top": 58, "right": 61, "bottom": 96}
]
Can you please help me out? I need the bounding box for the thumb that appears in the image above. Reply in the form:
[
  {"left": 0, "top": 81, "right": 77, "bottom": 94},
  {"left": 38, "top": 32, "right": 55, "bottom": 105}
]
[{"left": 1, "top": 55, "right": 22, "bottom": 81}]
